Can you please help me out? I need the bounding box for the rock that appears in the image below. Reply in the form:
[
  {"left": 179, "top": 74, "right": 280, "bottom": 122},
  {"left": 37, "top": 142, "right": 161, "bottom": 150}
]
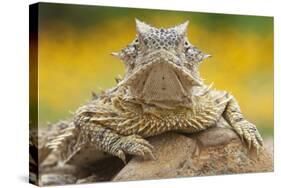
[
  {"left": 264, "top": 138, "right": 273, "bottom": 158},
  {"left": 39, "top": 156, "right": 125, "bottom": 185},
  {"left": 39, "top": 164, "right": 77, "bottom": 186},
  {"left": 40, "top": 173, "right": 77, "bottom": 186},
  {"left": 113, "top": 127, "right": 273, "bottom": 181},
  {"left": 77, "top": 175, "right": 99, "bottom": 184},
  {"left": 74, "top": 156, "right": 125, "bottom": 181}
]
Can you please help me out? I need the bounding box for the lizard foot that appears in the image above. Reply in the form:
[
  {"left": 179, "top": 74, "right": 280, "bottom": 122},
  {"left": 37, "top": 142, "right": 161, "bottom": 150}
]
[
  {"left": 112, "top": 135, "right": 155, "bottom": 163},
  {"left": 232, "top": 120, "right": 263, "bottom": 151}
]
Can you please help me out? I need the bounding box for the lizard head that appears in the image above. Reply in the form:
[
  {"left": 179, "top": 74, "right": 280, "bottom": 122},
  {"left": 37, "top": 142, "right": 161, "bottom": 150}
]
[{"left": 113, "top": 19, "right": 211, "bottom": 108}]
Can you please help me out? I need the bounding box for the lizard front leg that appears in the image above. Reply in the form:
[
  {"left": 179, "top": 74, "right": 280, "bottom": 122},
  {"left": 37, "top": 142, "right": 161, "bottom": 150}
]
[
  {"left": 219, "top": 93, "right": 263, "bottom": 150},
  {"left": 79, "top": 121, "right": 155, "bottom": 163}
]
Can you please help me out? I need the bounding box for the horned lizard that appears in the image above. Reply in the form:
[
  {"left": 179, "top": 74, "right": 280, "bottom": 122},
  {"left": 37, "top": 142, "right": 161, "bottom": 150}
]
[{"left": 45, "top": 19, "right": 263, "bottom": 168}]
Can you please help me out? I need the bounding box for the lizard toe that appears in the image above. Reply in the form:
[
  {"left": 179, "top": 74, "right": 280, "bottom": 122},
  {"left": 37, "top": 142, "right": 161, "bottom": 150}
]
[{"left": 117, "top": 135, "right": 155, "bottom": 160}]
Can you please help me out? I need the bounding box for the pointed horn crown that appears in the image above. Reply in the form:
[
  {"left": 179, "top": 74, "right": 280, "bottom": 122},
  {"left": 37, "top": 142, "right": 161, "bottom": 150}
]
[
  {"left": 135, "top": 18, "right": 152, "bottom": 35},
  {"left": 135, "top": 18, "right": 189, "bottom": 36},
  {"left": 171, "top": 21, "right": 189, "bottom": 36}
]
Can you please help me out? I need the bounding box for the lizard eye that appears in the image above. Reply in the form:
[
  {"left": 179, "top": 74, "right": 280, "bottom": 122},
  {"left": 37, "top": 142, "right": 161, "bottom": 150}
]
[
  {"left": 116, "top": 38, "right": 139, "bottom": 66},
  {"left": 132, "top": 38, "right": 140, "bottom": 49},
  {"left": 184, "top": 45, "right": 210, "bottom": 65},
  {"left": 185, "top": 46, "right": 199, "bottom": 64}
]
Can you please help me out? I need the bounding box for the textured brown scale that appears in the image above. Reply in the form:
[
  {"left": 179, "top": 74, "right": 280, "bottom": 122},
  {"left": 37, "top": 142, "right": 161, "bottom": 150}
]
[{"left": 45, "top": 19, "right": 263, "bottom": 167}]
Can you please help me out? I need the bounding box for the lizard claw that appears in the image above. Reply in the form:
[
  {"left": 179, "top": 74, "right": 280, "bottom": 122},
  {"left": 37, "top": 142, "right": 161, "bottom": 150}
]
[
  {"left": 116, "top": 149, "right": 127, "bottom": 164},
  {"left": 114, "top": 134, "right": 155, "bottom": 161},
  {"left": 232, "top": 120, "right": 263, "bottom": 151}
]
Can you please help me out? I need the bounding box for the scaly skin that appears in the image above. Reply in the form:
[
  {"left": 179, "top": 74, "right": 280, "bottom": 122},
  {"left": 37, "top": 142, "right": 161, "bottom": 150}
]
[{"left": 46, "top": 19, "right": 263, "bottom": 166}]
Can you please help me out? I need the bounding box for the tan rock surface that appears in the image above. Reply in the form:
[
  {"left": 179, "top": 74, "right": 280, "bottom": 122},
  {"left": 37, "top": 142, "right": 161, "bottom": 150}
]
[{"left": 113, "top": 127, "right": 273, "bottom": 181}]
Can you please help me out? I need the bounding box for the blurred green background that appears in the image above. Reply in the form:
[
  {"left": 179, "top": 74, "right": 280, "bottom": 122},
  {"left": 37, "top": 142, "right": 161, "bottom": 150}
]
[{"left": 36, "top": 3, "right": 273, "bottom": 137}]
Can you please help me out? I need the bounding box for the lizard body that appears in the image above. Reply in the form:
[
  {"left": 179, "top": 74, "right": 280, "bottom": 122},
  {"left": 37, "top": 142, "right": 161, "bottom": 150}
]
[{"left": 46, "top": 19, "right": 263, "bottom": 167}]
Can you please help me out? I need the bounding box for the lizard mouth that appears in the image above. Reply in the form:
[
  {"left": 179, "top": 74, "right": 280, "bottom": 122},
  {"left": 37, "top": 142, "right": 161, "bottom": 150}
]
[
  {"left": 118, "top": 50, "right": 203, "bottom": 107},
  {"left": 119, "top": 50, "right": 202, "bottom": 86}
]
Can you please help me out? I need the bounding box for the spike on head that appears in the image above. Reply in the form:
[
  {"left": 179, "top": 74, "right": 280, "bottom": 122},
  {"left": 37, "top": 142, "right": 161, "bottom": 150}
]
[
  {"left": 111, "top": 51, "right": 125, "bottom": 62},
  {"left": 172, "top": 21, "right": 189, "bottom": 36},
  {"left": 135, "top": 18, "right": 151, "bottom": 35},
  {"left": 203, "top": 54, "right": 212, "bottom": 59},
  {"left": 111, "top": 52, "right": 120, "bottom": 58}
]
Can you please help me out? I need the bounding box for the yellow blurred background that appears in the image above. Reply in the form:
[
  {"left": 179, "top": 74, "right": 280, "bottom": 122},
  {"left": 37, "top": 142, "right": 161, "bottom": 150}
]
[{"left": 36, "top": 3, "right": 273, "bottom": 136}]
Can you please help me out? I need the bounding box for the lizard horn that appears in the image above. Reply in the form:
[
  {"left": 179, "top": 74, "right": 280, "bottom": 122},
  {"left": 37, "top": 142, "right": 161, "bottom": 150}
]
[
  {"left": 135, "top": 18, "right": 151, "bottom": 35},
  {"left": 173, "top": 20, "right": 189, "bottom": 36}
]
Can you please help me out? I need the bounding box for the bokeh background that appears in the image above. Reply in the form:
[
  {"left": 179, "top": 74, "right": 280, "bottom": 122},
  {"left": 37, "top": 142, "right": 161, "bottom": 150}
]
[{"left": 36, "top": 3, "right": 273, "bottom": 137}]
